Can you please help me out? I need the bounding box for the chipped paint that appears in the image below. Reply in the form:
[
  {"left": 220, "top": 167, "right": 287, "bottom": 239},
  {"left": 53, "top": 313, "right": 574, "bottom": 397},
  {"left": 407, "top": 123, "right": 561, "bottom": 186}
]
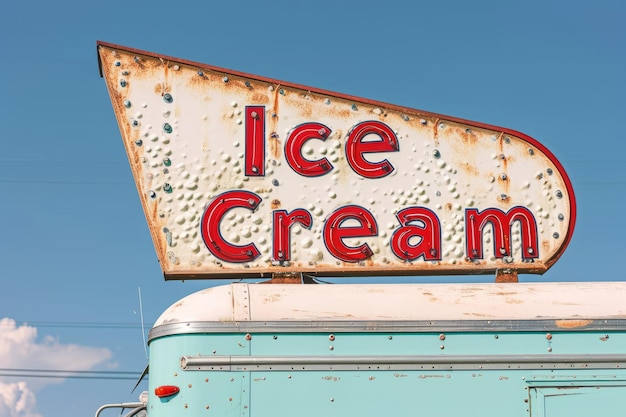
[{"left": 418, "top": 374, "right": 450, "bottom": 379}]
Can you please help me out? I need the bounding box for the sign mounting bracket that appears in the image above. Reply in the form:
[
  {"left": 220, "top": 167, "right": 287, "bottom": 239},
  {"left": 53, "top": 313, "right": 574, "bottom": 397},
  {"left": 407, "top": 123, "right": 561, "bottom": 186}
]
[
  {"left": 495, "top": 269, "right": 519, "bottom": 283},
  {"left": 259, "top": 272, "right": 318, "bottom": 284}
]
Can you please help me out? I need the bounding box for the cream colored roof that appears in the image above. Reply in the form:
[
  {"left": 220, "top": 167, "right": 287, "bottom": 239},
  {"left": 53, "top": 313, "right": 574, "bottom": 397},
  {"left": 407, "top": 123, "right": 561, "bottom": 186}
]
[{"left": 154, "top": 282, "right": 626, "bottom": 326}]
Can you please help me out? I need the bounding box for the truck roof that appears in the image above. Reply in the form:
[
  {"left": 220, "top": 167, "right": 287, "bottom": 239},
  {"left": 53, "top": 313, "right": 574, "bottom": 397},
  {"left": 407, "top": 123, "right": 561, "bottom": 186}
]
[{"left": 149, "top": 282, "right": 626, "bottom": 340}]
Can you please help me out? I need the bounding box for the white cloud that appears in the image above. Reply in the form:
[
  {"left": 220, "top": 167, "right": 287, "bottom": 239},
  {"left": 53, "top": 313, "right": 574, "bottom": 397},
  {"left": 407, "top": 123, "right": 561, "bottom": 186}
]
[
  {"left": 0, "top": 318, "right": 113, "bottom": 417},
  {"left": 0, "top": 382, "right": 40, "bottom": 417}
]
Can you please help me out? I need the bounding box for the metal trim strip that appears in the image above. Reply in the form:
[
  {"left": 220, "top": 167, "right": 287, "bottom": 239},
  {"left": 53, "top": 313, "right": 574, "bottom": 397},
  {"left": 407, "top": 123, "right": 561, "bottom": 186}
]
[
  {"left": 232, "top": 284, "right": 251, "bottom": 322},
  {"left": 148, "top": 319, "right": 626, "bottom": 342},
  {"left": 180, "top": 354, "right": 626, "bottom": 372}
]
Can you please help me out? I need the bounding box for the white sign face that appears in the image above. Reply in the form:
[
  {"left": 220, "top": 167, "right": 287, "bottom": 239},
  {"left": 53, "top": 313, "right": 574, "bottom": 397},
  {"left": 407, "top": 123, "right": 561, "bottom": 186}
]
[{"left": 98, "top": 42, "right": 575, "bottom": 280}]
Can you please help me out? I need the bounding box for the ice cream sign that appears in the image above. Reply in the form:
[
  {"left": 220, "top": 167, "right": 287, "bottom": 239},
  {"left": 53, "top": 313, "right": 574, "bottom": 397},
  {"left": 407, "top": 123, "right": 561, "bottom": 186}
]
[{"left": 98, "top": 42, "right": 575, "bottom": 280}]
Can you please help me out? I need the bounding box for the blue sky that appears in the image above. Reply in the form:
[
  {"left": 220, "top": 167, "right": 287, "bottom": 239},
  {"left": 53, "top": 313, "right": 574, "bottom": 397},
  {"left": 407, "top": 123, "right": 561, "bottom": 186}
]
[{"left": 1, "top": 1, "right": 624, "bottom": 416}]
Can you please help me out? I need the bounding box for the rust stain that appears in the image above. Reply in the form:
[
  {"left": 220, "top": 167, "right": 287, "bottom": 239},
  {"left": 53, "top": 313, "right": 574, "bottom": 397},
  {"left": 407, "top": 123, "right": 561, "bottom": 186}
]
[
  {"left": 260, "top": 276, "right": 301, "bottom": 284},
  {"left": 150, "top": 198, "right": 159, "bottom": 227},
  {"left": 161, "top": 61, "right": 172, "bottom": 94},
  {"left": 185, "top": 66, "right": 223, "bottom": 93},
  {"left": 292, "top": 93, "right": 313, "bottom": 118},
  {"left": 495, "top": 269, "right": 518, "bottom": 283},
  {"left": 186, "top": 70, "right": 207, "bottom": 89},
  {"left": 497, "top": 172, "right": 510, "bottom": 195},
  {"left": 541, "top": 240, "right": 551, "bottom": 254},
  {"left": 333, "top": 104, "right": 351, "bottom": 120},
  {"left": 267, "top": 90, "right": 282, "bottom": 159},
  {"left": 498, "top": 133, "right": 505, "bottom": 151},
  {"left": 268, "top": 86, "right": 280, "bottom": 148},
  {"left": 269, "top": 133, "right": 282, "bottom": 160},
  {"left": 498, "top": 135, "right": 511, "bottom": 195},
  {"left": 600, "top": 334, "right": 610, "bottom": 341},
  {"left": 271, "top": 199, "right": 281, "bottom": 209},
  {"left": 555, "top": 319, "right": 594, "bottom": 329},
  {"left": 460, "top": 287, "right": 484, "bottom": 293},
  {"left": 271, "top": 87, "right": 280, "bottom": 108},
  {"left": 251, "top": 92, "right": 269, "bottom": 104},
  {"left": 162, "top": 60, "right": 170, "bottom": 92},
  {"left": 463, "top": 312, "right": 490, "bottom": 317},
  {"left": 458, "top": 126, "right": 479, "bottom": 145},
  {"left": 459, "top": 162, "right": 479, "bottom": 176}
]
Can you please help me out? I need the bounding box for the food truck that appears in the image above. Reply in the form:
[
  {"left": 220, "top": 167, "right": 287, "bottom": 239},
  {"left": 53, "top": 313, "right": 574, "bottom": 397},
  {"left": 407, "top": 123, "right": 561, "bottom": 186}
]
[{"left": 96, "top": 42, "right": 626, "bottom": 416}]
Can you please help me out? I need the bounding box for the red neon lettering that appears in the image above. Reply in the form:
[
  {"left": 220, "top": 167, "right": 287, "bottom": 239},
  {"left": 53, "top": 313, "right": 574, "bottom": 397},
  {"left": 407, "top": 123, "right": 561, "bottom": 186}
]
[
  {"left": 465, "top": 207, "right": 539, "bottom": 260},
  {"left": 200, "top": 190, "right": 262, "bottom": 263},
  {"left": 323, "top": 205, "right": 377, "bottom": 262},
  {"left": 273, "top": 209, "right": 313, "bottom": 261},
  {"left": 391, "top": 207, "right": 441, "bottom": 261},
  {"left": 285, "top": 122, "right": 333, "bottom": 177},
  {"left": 244, "top": 106, "right": 265, "bottom": 177},
  {"left": 346, "top": 121, "right": 399, "bottom": 179}
]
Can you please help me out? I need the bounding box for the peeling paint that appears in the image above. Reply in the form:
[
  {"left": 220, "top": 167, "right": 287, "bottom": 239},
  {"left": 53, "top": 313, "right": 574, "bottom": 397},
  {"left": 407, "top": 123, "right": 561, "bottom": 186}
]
[{"left": 555, "top": 320, "right": 594, "bottom": 329}]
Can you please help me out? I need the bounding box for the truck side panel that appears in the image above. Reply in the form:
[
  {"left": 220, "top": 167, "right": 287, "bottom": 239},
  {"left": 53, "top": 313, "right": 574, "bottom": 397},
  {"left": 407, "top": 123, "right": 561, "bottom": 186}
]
[{"left": 147, "top": 329, "right": 626, "bottom": 416}]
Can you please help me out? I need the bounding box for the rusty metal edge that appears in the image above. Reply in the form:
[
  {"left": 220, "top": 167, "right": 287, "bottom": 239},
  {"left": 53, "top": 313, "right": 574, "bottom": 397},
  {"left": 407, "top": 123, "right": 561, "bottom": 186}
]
[
  {"left": 97, "top": 43, "right": 171, "bottom": 278},
  {"left": 163, "top": 265, "right": 546, "bottom": 280},
  {"left": 96, "top": 40, "right": 577, "bottom": 277}
]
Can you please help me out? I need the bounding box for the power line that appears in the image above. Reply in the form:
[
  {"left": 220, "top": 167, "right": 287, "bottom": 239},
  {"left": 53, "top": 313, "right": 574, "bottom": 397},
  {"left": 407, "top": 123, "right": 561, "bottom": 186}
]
[
  {"left": 0, "top": 374, "right": 139, "bottom": 380},
  {"left": 0, "top": 159, "right": 123, "bottom": 164},
  {"left": 0, "top": 369, "right": 139, "bottom": 375},
  {"left": 0, "top": 321, "right": 144, "bottom": 330},
  {"left": 0, "top": 179, "right": 127, "bottom": 185},
  {"left": 0, "top": 369, "right": 142, "bottom": 381}
]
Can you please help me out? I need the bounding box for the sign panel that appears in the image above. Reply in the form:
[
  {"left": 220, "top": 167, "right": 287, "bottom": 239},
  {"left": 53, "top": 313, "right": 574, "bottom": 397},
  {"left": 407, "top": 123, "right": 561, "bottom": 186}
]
[{"left": 97, "top": 41, "right": 575, "bottom": 280}]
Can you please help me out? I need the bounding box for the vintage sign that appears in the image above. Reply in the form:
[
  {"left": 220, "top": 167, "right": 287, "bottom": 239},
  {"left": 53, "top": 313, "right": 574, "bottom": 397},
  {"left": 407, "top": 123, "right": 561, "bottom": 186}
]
[{"left": 98, "top": 41, "right": 575, "bottom": 280}]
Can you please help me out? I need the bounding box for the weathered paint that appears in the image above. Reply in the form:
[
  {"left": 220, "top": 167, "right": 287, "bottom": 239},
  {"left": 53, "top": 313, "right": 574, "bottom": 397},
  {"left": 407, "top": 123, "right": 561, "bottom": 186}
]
[
  {"left": 97, "top": 41, "right": 575, "bottom": 280},
  {"left": 150, "top": 282, "right": 626, "bottom": 328},
  {"left": 140, "top": 283, "right": 626, "bottom": 417}
]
